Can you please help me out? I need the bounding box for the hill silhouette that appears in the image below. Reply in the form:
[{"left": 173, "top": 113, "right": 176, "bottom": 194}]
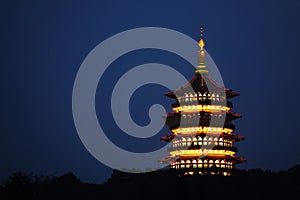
[{"left": 1, "top": 165, "right": 299, "bottom": 200}]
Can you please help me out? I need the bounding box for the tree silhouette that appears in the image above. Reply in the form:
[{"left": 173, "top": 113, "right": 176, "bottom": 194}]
[{"left": 0, "top": 165, "right": 299, "bottom": 200}]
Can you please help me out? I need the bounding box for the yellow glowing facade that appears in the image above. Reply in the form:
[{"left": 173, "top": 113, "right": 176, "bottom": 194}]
[
  {"left": 171, "top": 127, "right": 233, "bottom": 135},
  {"left": 170, "top": 149, "right": 236, "bottom": 157},
  {"left": 172, "top": 105, "right": 230, "bottom": 113}
]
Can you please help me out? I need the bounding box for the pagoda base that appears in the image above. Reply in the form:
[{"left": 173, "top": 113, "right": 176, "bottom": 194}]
[{"left": 171, "top": 168, "right": 233, "bottom": 177}]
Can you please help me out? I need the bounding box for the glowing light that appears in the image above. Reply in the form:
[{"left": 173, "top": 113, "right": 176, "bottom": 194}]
[
  {"left": 169, "top": 149, "right": 235, "bottom": 157},
  {"left": 198, "top": 39, "right": 205, "bottom": 48},
  {"left": 173, "top": 105, "right": 230, "bottom": 113},
  {"left": 171, "top": 127, "right": 233, "bottom": 134}
]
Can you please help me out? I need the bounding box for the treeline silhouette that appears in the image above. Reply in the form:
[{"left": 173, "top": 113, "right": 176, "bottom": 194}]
[{"left": 1, "top": 165, "right": 299, "bottom": 200}]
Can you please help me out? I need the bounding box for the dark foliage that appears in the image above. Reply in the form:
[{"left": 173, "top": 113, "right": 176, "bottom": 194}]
[{"left": 1, "top": 165, "right": 299, "bottom": 200}]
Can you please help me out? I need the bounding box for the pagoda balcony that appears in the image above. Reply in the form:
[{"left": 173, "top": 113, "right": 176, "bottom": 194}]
[
  {"left": 172, "top": 135, "right": 240, "bottom": 143},
  {"left": 171, "top": 100, "right": 233, "bottom": 108},
  {"left": 168, "top": 145, "right": 238, "bottom": 152},
  {"left": 165, "top": 117, "right": 236, "bottom": 130},
  {"left": 162, "top": 132, "right": 244, "bottom": 143},
  {"left": 165, "top": 111, "right": 239, "bottom": 130},
  {"left": 171, "top": 155, "right": 246, "bottom": 165},
  {"left": 167, "top": 155, "right": 243, "bottom": 169}
]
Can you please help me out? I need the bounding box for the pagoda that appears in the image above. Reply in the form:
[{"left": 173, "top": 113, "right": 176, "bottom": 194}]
[{"left": 160, "top": 26, "right": 246, "bottom": 176}]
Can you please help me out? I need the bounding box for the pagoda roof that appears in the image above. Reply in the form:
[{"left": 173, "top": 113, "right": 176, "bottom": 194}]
[
  {"left": 178, "top": 155, "right": 247, "bottom": 163},
  {"left": 170, "top": 145, "right": 238, "bottom": 152},
  {"left": 221, "top": 134, "right": 245, "bottom": 141},
  {"left": 160, "top": 134, "right": 175, "bottom": 142},
  {"left": 164, "top": 111, "right": 242, "bottom": 119},
  {"left": 159, "top": 156, "right": 179, "bottom": 164},
  {"left": 160, "top": 155, "right": 246, "bottom": 164},
  {"left": 171, "top": 100, "right": 234, "bottom": 108},
  {"left": 165, "top": 118, "right": 236, "bottom": 131},
  {"left": 165, "top": 74, "right": 239, "bottom": 99},
  {"left": 160, "top": 133, "right": 244, "bottom": 142}
]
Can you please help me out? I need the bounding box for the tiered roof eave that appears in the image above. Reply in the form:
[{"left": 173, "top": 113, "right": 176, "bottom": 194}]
[{"left": 164, "top": 74, "right": 239, "bottom": 99}]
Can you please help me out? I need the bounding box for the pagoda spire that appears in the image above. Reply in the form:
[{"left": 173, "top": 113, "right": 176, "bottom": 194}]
[
  {"left": 195, "top": 25, "right": 208, "bottom": 74},
  {"left": 199, "top": 25, "right": 205, "bottom": 49}
]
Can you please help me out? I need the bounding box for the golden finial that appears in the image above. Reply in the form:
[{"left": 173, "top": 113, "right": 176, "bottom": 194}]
[
  {"left": 195, "top": 25, "right": 208, "bottom": 75},
  {"left": 198, "top": 25, "right": 205, "bottom": 49}
]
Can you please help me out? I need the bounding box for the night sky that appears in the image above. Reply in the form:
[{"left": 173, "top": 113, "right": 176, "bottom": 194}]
[{"left": 1, "top": 0, "right": 300, "bottom": 184}]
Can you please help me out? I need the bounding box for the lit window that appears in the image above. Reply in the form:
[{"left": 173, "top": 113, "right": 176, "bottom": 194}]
[
  {"left": 186, "top": 160, "right": 191, "bottom": 168},
  {"left": 203, "top": 137, "right": 207, "bottom": 145},
  {"left": 215, "top": 160, "right": 220, "bottom": 167}
]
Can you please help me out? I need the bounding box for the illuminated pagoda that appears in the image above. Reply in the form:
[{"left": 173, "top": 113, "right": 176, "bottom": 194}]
[{"left": 160, "top": 26, "right": 246, "bottom": 176}]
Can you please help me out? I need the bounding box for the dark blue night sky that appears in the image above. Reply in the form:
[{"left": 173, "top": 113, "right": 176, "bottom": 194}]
[{"left": 1, "top": 0, "right": 300, "bottom": 183}]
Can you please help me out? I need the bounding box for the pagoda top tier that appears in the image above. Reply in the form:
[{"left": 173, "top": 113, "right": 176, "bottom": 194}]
[
  {"left": 165, "top": 26, "right": 239, "bottom": 99},
  {"left": 165, "top": 74, "right": 239, "bottom": 99}
]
